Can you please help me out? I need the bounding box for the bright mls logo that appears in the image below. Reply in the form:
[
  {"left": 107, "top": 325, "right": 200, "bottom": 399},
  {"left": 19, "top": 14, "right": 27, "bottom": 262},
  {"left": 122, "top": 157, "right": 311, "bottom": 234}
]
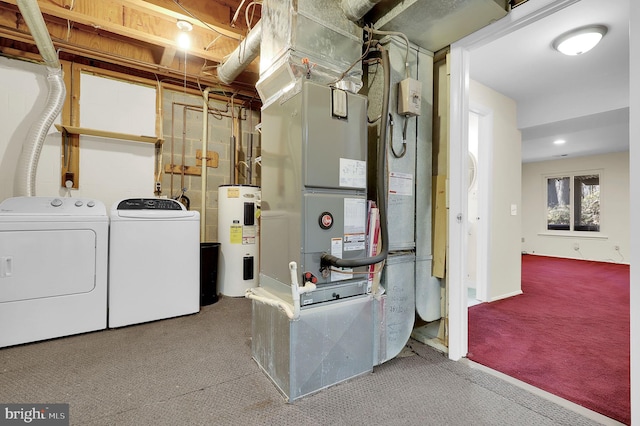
[{"left": 0, "top": 404, "right": 68, "bottom": 425}]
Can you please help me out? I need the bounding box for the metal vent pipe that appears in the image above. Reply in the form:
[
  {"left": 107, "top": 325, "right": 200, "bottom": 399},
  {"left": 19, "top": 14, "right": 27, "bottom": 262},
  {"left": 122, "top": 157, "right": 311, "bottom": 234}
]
[
  {"left": 218, "top": 20, "right": 262, "bottom": 84},
  {"left": 15, "top": 0, "right": 66, "bottom": 197},
  {"left": 341, "top": 0, "right": 384, "bottom": 21}
]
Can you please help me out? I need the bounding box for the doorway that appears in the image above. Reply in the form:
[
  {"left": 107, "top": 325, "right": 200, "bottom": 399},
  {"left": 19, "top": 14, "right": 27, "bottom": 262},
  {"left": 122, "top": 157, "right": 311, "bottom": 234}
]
[{"left": 466, "top": 108, "right": 491, "bottom": 306}]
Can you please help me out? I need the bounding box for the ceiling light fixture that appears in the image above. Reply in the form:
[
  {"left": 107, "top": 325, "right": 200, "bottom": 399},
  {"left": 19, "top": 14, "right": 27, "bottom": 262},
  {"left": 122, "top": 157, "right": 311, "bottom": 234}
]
[
  {"left": 176, "top": 20, "right": 193, "bottom": 50},
  {"left": 552, "top": 25, "right": 607, "bottom": 56},
  {"left": 553, "top": 139, "right": 566, "bottom": 145}
]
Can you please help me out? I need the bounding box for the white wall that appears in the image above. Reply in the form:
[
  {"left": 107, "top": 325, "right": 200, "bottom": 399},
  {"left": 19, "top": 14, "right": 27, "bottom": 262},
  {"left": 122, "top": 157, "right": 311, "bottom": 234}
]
[
  {"left": 0, "top": 56, "right": 51, "bottom": 201},
  {"left": 0, "top": 56, "right": 155, "bottom": 209},
  {"left": 469, "top": 79, "right": 522, "bottom": 301},
  {"left": 629, "top": 0, "right": 639, "bottom": 422},
  {"left": 522, "top": 152, "right": 629, "bottom": 263}
]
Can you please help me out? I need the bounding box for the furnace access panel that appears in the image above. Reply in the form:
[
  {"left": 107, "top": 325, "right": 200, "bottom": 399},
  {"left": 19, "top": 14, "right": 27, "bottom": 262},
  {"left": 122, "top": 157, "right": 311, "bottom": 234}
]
[{"left": 261, "top": 81, "right": 369, "bottom": 302}]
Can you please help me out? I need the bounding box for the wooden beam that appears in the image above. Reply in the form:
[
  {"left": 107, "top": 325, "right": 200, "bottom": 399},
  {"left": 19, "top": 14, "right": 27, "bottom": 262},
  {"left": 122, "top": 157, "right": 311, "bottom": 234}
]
[
  {"left": 159, "top": 45, "right": 176, "bottom": 67},
  {"left": 0, "top": 0, "right": 244, "bottom": 64},
  {"left": 0, "top": 1, "right": 260, "bottom": 95},
  {"left": 432, "top": 175, "right": 447, "bottom": 278}
]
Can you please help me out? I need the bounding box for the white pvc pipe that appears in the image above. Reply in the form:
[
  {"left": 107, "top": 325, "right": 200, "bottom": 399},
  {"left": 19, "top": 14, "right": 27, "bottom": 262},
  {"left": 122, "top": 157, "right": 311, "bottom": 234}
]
[
  {"left": 201, "top": 87, "right": 211, "bottom": 241},
  {"left": 218, "top": 20, "right": 262, "bottom": 84}
]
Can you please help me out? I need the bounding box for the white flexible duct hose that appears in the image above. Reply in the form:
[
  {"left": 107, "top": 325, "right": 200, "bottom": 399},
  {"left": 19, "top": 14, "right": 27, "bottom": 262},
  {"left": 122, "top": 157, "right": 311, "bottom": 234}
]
[
  {"left": 15, "top": 0, "right": 65, "bottom": 197},
  {"left": 15, "top": 69, "right": 66, "bottom": 197},
  {"left": 218, "top": 20, "right": 262, "bottom": 84}
]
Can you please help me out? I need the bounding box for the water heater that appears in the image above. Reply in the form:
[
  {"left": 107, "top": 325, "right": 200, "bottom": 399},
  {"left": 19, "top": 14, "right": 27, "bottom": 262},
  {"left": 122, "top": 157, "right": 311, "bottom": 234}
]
[{"left": 217, "top": 185, "right": 260, "bottom": 297}]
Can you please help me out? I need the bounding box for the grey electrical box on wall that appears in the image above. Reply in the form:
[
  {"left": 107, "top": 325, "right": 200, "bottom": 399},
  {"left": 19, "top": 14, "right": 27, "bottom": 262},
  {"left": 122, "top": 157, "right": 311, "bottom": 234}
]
[{"left": 397, "top": 78, "right": 422, "bottom": 116}]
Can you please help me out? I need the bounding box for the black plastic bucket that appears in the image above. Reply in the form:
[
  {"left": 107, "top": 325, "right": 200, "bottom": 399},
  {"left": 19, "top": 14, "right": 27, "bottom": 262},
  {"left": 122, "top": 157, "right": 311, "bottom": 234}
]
[{"left": 200, "top": 242, "right": 220, "bottom": 306}]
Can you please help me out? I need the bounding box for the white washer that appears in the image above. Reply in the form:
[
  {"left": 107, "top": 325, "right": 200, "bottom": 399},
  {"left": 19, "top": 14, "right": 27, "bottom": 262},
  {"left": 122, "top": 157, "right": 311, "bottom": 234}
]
[
  {"left": 108, "top": 198, "right": 200, "bottom": 328},
  {"left": 0, "top": 196, "right": 108, "bottom": 348}
]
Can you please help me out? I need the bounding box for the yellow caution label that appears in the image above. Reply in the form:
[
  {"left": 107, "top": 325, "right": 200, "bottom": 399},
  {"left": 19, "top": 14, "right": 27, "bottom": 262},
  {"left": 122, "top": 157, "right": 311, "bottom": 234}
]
[
  {"left": 227, "top": 187, "right": 240, "bottom": 198},
  {"left": 230, "top": 225, "right": 242, "bottom": 244}
]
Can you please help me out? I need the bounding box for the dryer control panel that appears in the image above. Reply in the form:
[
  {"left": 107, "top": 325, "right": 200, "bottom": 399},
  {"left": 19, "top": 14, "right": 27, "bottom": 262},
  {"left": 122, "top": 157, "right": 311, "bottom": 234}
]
[{"left": 0, "top": 197, "right": 106, "bottom": 216}]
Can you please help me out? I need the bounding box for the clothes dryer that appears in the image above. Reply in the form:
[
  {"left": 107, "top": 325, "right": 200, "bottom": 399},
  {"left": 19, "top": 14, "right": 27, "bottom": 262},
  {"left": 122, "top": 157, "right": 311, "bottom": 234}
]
[
  {"left": 108, "top": 198, "right": 200, "bottom": 328},
  {"left": 0, "top": 196, "right": 108, "bottom": 348}
]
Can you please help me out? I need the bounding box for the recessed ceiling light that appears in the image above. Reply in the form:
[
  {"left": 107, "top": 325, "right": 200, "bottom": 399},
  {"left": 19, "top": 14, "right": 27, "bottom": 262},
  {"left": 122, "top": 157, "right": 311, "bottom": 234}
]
[
  {"left": 553, "top": 139, "right": 566, "bottom": 145},
  {"left": 553, "top": 25, "right": 607, "bottom": 56}
]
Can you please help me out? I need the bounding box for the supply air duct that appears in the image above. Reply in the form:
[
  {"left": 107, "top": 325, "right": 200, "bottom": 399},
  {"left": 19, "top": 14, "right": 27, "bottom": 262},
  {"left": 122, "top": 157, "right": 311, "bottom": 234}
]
[
  {"left": 15, "top": 0, "right": 66, "bottom": 197},
  {"left": 217, "top": 20, "right": 262, "bottom": 85},
  {"left": 341, "top": 0, "right": 384, "bottom": 21}
]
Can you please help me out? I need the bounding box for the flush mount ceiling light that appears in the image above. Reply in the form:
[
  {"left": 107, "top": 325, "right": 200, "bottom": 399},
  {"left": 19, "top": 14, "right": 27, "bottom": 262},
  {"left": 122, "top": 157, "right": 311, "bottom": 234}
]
[
  {"left": 176, "top": 20, "right": 193, "bottom": 50},
  {"left": 553, "top": 139, "right": 566, "bottom": 145},
  {"left": 552, "top": 25, "right": 608, "bottom": 56}
]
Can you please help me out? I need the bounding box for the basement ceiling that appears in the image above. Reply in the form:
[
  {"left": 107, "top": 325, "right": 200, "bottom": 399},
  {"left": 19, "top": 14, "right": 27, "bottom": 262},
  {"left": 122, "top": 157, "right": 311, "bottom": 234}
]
[
  {"left": 0, "top": 0, "right": 515, "bottom": 105},
  {"left": 0, "top": 0, "right": 261, "bottom": 100}
]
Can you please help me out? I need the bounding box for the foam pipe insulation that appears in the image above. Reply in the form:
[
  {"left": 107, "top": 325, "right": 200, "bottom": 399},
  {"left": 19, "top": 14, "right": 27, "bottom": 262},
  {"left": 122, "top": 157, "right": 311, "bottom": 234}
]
[
  {"left": 217, "top": 20, "right": 262, "bottom": 84},
  {"left": 15, "top": 0, "right": 66, "bottom": 197}
]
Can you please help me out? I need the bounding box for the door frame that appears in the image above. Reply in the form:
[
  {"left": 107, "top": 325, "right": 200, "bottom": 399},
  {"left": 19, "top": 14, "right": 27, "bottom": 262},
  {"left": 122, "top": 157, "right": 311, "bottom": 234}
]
[
  {"left": 467, "top": 104, "right": 492, "bottom": 303},
  {"left": 447, "top": 0, "right": 581, "bottom": 361}
]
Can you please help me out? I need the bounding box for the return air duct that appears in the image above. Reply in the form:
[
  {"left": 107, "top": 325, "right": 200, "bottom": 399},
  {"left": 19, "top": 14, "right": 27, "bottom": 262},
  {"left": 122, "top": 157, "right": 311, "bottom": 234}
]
[{"left": 14, "top": 0, "right": 66, "bottom": 197}]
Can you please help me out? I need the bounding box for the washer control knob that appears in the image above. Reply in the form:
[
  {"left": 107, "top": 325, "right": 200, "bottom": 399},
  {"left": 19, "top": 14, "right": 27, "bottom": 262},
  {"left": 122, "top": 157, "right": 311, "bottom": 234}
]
[
  {"left": 87, "top": 201, "right": 95, "bottom": 208},
  {"left": 51, "top": 198, "right": 63, "bottom": 207},
  {"left": 75, "top": 200, "right": 84, "bottom": 207}
]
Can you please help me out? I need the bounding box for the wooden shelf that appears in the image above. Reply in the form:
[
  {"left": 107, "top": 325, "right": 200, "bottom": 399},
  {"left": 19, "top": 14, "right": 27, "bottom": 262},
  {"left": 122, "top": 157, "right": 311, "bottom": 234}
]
[{"left": 55, "top": 124, "right": 162, "bottom": 144}]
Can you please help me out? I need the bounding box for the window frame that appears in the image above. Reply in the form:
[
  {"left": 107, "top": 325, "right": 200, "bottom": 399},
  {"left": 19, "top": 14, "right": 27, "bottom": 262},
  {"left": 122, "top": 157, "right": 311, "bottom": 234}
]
[{"left": 542, "top": 169, "right": 603, "bottom": 235}]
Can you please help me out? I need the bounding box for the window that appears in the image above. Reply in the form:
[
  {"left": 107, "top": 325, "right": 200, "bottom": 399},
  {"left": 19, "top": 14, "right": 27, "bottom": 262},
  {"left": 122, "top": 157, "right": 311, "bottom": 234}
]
[{"left": 546, "top": 172, "right": 600, "bottom": 232}]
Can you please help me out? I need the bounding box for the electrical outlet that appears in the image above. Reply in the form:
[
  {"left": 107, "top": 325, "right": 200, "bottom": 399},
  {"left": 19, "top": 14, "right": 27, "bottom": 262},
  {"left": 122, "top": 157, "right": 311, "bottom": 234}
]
[{"left": 155, "top": 181, "right": 161, "bottom": 193}]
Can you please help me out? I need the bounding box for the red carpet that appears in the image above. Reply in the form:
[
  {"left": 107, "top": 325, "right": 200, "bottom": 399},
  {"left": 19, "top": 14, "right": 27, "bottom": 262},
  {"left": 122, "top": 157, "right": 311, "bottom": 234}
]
[{"left": 468, "top": 254, "right": 630, "bottom": 424}]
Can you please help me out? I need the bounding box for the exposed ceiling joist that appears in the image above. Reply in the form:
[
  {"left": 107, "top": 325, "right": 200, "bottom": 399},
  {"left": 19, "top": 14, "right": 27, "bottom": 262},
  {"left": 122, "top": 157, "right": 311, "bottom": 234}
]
[{"left": 0, "top": 0, "right": 260, "bottom": 100}]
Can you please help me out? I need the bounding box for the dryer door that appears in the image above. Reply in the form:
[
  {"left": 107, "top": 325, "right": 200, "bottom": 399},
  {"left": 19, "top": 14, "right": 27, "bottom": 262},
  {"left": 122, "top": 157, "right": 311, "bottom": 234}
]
[{"left": 0, "top": 229, "right": 96, "bottom": 303}]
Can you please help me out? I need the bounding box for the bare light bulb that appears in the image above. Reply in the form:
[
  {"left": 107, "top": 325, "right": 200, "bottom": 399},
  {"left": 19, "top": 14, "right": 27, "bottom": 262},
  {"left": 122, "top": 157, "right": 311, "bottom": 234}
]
[
  {"left": 176, "top": 20, "right": 193, "bottom": 50},
  {"left": 177, "top": 32, "right": 191, "bottom": 49}
]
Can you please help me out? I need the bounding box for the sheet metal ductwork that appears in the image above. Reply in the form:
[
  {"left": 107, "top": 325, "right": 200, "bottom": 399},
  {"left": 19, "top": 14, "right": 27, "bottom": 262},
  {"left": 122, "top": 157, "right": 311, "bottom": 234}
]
[
  {"left": 217, "top": 20, "right": 262, "bottom": 85},
  {"left": 14, "top": 0, "right": 66, "bottom": 197},
  {"left": 341, "top": 0, "right": 384, "bottom": 21},
  {"left": 216, "top": 0, "right": 383, "bottom": 88}
]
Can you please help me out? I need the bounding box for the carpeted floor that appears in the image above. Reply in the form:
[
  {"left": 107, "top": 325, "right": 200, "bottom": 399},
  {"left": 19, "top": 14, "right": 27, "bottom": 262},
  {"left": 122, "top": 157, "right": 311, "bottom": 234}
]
[
  {"left": 0, "top": 296, "right": 620, "bottom": 425},
  {"left": 468, "top": 254, "right": 630, "bottom": 425}
]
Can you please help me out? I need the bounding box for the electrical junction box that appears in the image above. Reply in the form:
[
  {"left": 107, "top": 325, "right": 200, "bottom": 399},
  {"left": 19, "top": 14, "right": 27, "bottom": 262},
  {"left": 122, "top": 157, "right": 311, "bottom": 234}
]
[{"left": 397, "top": 78, "right": 422, "bottom": 116}]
